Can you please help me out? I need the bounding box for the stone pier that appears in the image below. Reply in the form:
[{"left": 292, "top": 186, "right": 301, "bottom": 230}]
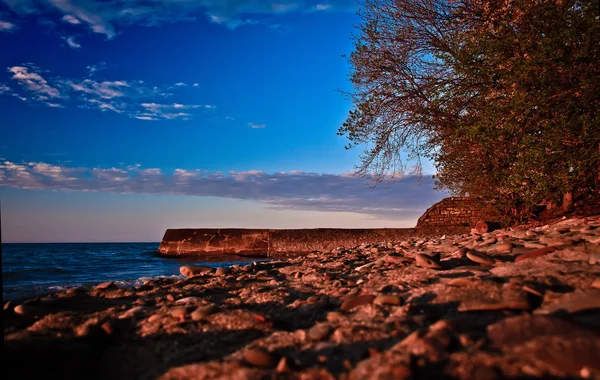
[{"left": 157, "top": 227, "right": 468, "bottom": 257}]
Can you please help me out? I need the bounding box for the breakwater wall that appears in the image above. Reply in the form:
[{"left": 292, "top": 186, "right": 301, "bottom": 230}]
[{"left": 158, "top": 227, "right": 469, "bottom": 257}]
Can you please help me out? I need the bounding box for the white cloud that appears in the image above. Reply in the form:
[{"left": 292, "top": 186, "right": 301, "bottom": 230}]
[
  {"left": 174, "top": 82, "right": 187, "bottom": 87},
  {"left": 7, "top": 65, "right": 62, "bottom": 103},
  {"left": 249, "top": 122, "right": 266, "bottom": 129},
  {"left": 193, "top": 83, "right": 199, "bottom": 87},
  {"left": 0, "top": 160, "right": 446, "bottom": 220},
  {"left": 313, "top": 4, "right": 332, "bottom": 11},
  {"left": 68, "top": 78, "right": 129, "bottom": 98},
  {"left": 2, "top": 1, "right": 356, "bottom": 38},
  {"left": 0, "top": 20, "right": 16, "bottom": 31},
  {"left": 61, "top": 14, "right": 81, "bottom": 24},
  {"left": 63, "top": 35, "right": 81, "bottom": 49},
  {"left": 2, "top": 63, "right": 214, "bottom": 120}
]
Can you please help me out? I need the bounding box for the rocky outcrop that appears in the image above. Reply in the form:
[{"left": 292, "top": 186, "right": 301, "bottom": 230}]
[
  {"left": 158, "top": 227, "right": 470, "bottom": 257},
  {"left": 416, "top": 197, "right": 497, "bottom": 228}
]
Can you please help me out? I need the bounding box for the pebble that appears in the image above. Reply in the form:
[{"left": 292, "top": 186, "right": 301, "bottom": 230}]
[
  {"left": 170, "top": 306, "right": 187, "bottom": 319},
  {"left": 147, "top": 314, "right": 161, "bottom": 323},
  {"left": 458, "top": 298, "right": 530, "bottom": 312},
  {"left": 466, "top": 250, "right": 495, "bottom": 265},
  {"left": 180, "top": 265, "right": 214, "bottom": 277},
  {"left": 101, "top": 320, "right": 115, "bottom": 335},
  {"left": 326, "top": 311, "right": 345, "bottom": 322},
  {"left": 340, "top": 294, "right": 376, "bottom": 311},
  {"left": 243, "top": 348, "right": 278, "bottom": 368},
  {"left": 276, "top": 357, "right": 290, "bottom": 373},
  {"left": 492, "top": 242, "right": 514, "bottom": 253},
  {"left": 307, "top": 323, "right": 331, "bottom": 341},
  {"left": 453, "top": 247, "right": 469, "bottom": 259},
  {"left": 4, "top": 301, "right": 12, "bottom": 311},
  {"left": 13, "top": 304, "right": 34, "bottom": 315},
  {"left": 373, "top": 294, "right": 401, "bottom": 306},
  {"left": 215, "top": 267, "right": 230, "bottom": 276},
  {"left": 191, "top": 305, "right": 216, "bottom": 321},
  {"left": 166, "top": 294, "right": 176, "bottom": 302},
  {"left": 415, "top": 254, "right": 443, "bottom": 269},
  {"left": 515, "top": 246, "right": 557, "bottom": 262},
  {"left": 95, "top": 281, "right": 117, "bottom": 290}
]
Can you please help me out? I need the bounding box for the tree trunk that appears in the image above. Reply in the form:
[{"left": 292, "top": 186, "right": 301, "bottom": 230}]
[{"left": 562, "top": 192, "right": 573, "bottom": 211}]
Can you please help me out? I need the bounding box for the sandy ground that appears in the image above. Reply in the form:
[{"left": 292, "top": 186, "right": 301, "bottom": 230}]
[{"left": 4, "top": 216, "right": 600, "bottom": 379}]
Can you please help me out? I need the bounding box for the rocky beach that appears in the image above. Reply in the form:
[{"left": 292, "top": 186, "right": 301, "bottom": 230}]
[{"left": 4, "top": 215, "right": 600, "bottom": 379}]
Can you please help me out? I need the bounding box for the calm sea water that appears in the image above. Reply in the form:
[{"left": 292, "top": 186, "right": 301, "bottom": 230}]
[{"left": 2, "top": 242, "right": 264, "bottom": 301}]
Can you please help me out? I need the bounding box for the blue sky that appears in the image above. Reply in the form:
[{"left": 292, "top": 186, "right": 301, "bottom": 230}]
[{"left": 0, "top": 0, "right": 444, "bottom": 242}]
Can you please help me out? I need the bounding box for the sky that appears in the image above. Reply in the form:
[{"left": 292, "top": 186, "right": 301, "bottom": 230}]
[{"left": 0, "top": 0, "right": 445, "bottom": 243}]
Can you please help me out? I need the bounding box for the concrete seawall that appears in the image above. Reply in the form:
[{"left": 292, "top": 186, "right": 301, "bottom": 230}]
[{"left": 158, "top": 227, "right": 470, "bottom": 257}]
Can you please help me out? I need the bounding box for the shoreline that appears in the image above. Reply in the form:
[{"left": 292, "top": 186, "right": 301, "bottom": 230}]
[{"left": 4, "top": 216, "right": 600, "bottom": 379}]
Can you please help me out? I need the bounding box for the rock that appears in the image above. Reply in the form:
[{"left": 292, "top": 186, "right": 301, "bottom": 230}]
[
  {"left": 373, "top": 294, "right": 401, "bottom": 306},
  {"left": 523, "top": 242, "right": 547, "bottom": 249},
  {"left": 101, "top": 320, "right": 115, "bottom": 335},
  {"left": 415, "top": 253, "right": 443, "bottom": 269},
  {"left": 384, "top": 255, "right": 415, "bottom": 264},
  {"left": 175, "top": 297, "right": 201, "bottom": 305},
  {"left": 340, "top": 294, "right": 376, "bottom": 311},
  {"left": 308, "top": 323, "right": 331, "bottom": 341},
  {"left": 191, "top": 305, "right": 216, "bottom": 321},
  {"left": 4, "top": 301, "right": 12, "bottom": 311},
  {"left": 453, "top": 247, "right": 469, "bottom": 259},
  {"left": 447, "top": 278, "right": 478, "bottom": 287},
  {"left": 515, "top": 246, "right": 557, "bottom": 262},
  {"left": 592, "top": 278, "right": 600, "bottom": 289},
  {"left": 170, "top": 306, "right": 187, "bottom": 319},
  {"left": 326, "top": 311, "right": 345, "bottom": 322},
  {"left": 180, "top": 265, "right": 214, "bottom": 277},
  {"left": 95, "top": 281, "right": 117, "bottom": 290},
  {"left": 458, "top": 298, "right": 531, "bottom": 312},
  {"left": 243, "top": 348, "right": 278, "bottom": 368},
  {"left": 214, "top": 267, "right": 230, "bottom": 276},
  {"left": 276, "top": 357, "right": 290, "bottom": 373},
  {"left": 13, "top": 304, "right": 35, "bottom": 315},
  {"left": 147, "top": 314, "right": 161, "bottom": 323},
  {"left": 466, "top": 250, "right": 495, "bottom": 265},
  {"left": 119, "top": 306, "right": 144, "bottom": 319},
  {"left": 166, "top": 294, "right": 176, "bottom": 302},
  {"left": 534, "top": 290, "right": 600, "bottom": 315},
  {"left": 492, "top": 242, "right": 514, "bottom": 253}
]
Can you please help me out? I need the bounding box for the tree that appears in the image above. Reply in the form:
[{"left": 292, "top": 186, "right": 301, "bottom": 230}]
[{"left": 340, "top": 0, "right": 600, "bottom": 220}]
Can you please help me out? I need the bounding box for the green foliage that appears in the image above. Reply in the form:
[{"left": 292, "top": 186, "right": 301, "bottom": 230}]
[{"left": 340, "top": 0, "right": 600, "bottom": 220}]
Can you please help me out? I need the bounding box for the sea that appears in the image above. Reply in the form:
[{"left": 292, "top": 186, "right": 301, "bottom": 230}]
[{"left": 2, "top": 242, "right": 265, "bottom": 301}]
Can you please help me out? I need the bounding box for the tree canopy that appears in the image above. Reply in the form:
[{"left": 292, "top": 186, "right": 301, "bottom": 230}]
[{"left": 340, "top": 0, "right": 600, "bottom": 220}]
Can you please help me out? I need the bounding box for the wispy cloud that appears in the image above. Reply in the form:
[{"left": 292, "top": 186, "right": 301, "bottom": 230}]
[
  {"left": 0, "top": 20, "right": 16, "bottom": 31},
  {"left": 7, "top": 65, "right": 62, "bottom": 106},
  {"left": 61, "top": 14, "right": 80, "bottom": 24},
  {"left": 2, "top": 1, "right": 356, "bottom": 38},
  {"left": 0, "top": 160, "right": 445, "bottom": 220},
  {"left": 249, "top": 122, "right": 266, "bottom": 129},
  {"left": 137, "top": 102, "right": 216, "bottom": 120},
  {"left": 62, "top": 35, "right": 81, "bottom": 49},
  {"left": 1, "top": 63, "right": 211, "bottom": 119}
]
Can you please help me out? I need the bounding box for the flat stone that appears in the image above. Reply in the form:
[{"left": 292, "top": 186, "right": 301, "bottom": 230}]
[
  {"left": 95, "top": 281, "right": 117, "bottom": 290},
  {"left": 384, "top": 255, "right": 415, "bottom": 264},
  {"left": 373, "top": 294, "right": 401, "bottom": 306},
  {"left": 308, "top": 323, "right": 331, "bottom": 341},
  {"left": 214, "top": 267, "right": 230, "bottom": 276},
  {"left": 466, "top": 250, "right": 495, "bottom": 265},
  {"left": 170, "top": 306, "right": 187, "bottom": 318},
  {"left": 515, "top": 246, "right": 557, "bottom": 262},
  {"left": 523, "top": 242, "right": 547, "bottom": 249},
  {"left": 243, "top": 348, "right": 278, "bottom": 368},
  {"left": 13, "top": 304, "right": 35, "bottom": 315},
  {"left": 453, "top": 247, "right": 469, "bottom": 258},
  {"left": 191, "top": 305, "right": 216, "bottom": 321},
  {"left": 340, "top": 294, "right": 376, "bottom": 311},
  {"left": 492, "top": 242, "right": 514, "bottom": 253},
  {"left": 535, "top": 290, "right": 600, "bottom": 315},
  {"left": 180, "top": 265, "right": 214, "bottom": 277},
  {"left": 415, "top": 254, "right": 443, "bottom": 269},
  {"left": 458, "top": 298, "right": 530, "bottom": 312}
]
